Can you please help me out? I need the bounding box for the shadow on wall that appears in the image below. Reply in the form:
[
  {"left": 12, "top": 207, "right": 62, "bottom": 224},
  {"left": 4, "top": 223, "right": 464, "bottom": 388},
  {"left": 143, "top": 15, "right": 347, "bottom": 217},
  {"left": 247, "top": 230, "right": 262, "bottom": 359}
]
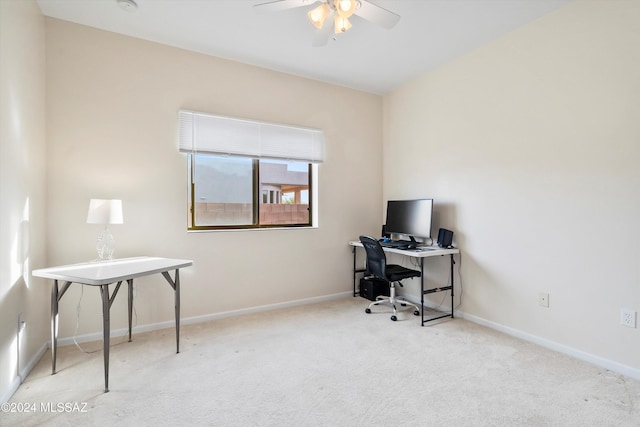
[
  {"left": 0, "top": 275, "right": 28, "bottom": 391},
  {"left": 1, "top": 204, "right": 34, "bottom": 398},
  {"left": 432, "top": 202, "right": 458, "bottom": 245}
]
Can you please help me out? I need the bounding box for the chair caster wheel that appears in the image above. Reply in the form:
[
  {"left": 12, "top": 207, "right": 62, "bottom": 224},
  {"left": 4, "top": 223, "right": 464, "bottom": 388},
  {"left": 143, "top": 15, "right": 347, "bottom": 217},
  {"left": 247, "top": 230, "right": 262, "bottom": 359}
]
[
  {"left": 413, "top": 310, "right": 420, "bottom": 316},
  {"left": 391, "top": 315, "right": 397, "bottom": 321},
  {"left": 365, "top": 308, "right": 371, "bottom": 314}
]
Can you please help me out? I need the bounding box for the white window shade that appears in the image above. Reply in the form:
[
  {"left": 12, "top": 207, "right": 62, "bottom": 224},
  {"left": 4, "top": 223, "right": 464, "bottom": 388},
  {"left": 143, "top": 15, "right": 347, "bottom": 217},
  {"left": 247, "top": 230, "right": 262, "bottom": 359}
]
[{"left": 178, "top": 110, "right": 325, "bottom": 163}]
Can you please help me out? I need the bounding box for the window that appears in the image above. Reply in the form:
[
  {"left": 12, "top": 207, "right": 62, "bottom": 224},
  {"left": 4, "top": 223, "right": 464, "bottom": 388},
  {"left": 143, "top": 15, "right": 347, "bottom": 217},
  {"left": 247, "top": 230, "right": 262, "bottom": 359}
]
[
  {"left": 187, "top": 155, "right": 313, "bottom": 229},
  {"left": 179, "top": 110, "right": 323, "bottom": 230}
]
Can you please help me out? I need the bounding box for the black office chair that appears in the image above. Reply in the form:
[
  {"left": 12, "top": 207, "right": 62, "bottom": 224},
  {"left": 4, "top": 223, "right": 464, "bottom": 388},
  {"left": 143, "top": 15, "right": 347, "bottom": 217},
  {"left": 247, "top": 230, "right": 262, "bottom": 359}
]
[{"left": 359, "top": 235, "right": 421, "bottom": 321}]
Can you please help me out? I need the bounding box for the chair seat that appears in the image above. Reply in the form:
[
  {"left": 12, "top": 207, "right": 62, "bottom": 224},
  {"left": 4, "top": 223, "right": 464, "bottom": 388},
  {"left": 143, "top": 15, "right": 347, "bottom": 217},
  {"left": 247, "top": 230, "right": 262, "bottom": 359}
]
[{"left": 386, "top": 264, "right": 421, "bottom": 282}]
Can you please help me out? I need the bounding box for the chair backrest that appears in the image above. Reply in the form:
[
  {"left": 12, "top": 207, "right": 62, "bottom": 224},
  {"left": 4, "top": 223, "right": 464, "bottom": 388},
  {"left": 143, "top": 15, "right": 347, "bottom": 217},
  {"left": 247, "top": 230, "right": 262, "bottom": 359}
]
[{"left": 359, "top": 235, "right": 387, "bottom": 281}]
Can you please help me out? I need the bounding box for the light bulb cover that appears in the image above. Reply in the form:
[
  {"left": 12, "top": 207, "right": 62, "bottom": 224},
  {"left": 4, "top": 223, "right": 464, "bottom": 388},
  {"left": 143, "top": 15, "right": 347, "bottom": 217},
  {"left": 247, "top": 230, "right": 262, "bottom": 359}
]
[
  {"left": 307, "top": 3, "right": 330, "bottom": 29},
  {"left": 334, "top": 0, "right": 357, "bottom": 18},
  {"left": 334, "top": 15, "right": 352, "bottom": 34}
]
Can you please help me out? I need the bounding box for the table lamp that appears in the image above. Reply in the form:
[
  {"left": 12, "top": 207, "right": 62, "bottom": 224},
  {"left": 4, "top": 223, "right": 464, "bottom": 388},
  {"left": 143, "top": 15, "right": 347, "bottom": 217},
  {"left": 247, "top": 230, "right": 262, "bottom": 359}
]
[{"left": 86, "top": 199, "right": 123, "bottom": 260}]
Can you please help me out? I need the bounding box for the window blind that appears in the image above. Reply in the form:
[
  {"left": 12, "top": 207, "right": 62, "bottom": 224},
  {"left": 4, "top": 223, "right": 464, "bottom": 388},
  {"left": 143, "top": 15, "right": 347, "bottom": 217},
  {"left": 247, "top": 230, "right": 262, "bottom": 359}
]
[{"left": 178, "top": 110, "right": 325, "bottom": 163}]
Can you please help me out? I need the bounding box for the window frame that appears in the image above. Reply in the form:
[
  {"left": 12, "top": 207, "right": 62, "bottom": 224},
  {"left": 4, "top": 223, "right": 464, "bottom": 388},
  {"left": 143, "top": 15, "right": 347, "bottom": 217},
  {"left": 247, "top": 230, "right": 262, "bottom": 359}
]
[{"left": 187, "top": 154, "right": 314, "bottom": 231}]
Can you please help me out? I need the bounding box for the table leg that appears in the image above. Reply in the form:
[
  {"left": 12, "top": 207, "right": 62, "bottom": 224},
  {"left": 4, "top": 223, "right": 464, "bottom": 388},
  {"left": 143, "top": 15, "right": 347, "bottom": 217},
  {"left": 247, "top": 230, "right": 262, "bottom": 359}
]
[
  {"left": 352, "top": 246, "right": 357, "bottom": 297},
  {"left": 175, "top": 269, "right": 180, "bottom": 354},
  {"left": 127, "top": 279, "right": 133, "bottom": 342},
  {"left": 450, "top": 254, "right": 455, "bottom": 319},
  {"left": 162, "top": 269, "right": 182, "bottom": 354},
  {"left": 51, "top": 280, "right": 59, "bottom": 374},
  {"left": 420, "top": 259, "right": 425, "bottom": 326},
  {"left": 99, "top": 285, "right": 111, "bottom": 393}
]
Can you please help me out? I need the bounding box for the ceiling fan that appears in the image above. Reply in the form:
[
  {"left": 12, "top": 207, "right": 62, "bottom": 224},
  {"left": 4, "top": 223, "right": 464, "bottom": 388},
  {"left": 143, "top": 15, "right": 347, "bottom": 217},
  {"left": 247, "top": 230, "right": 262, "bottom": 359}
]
[{"left": 253, "top": 0, "right": 400, "bottom": 47}]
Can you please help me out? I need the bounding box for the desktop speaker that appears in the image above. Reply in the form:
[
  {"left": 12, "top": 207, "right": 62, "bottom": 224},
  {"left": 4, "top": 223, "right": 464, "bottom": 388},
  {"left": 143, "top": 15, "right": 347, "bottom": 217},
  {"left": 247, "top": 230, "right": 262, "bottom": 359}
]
[
  {"left": 381, "top": 224, "right": 390, "bottom": 238},
  {"left": 437, "top": 228, "right": 453, "bottom": 248},
  {"left": 359, "top": 277, "right": 390, "bottom": 302}
]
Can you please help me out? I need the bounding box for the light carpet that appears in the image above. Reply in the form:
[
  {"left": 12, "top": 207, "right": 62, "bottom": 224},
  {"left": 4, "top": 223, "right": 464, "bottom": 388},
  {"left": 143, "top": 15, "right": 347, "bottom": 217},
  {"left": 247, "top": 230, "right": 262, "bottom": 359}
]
[{"left": 3, "top": 297, "right": 639, "bottom": 426}]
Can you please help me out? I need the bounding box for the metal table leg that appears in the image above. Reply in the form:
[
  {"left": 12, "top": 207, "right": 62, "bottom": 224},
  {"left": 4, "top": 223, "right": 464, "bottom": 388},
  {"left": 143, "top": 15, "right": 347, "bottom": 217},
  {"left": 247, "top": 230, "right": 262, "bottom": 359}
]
[
  {"left": 421, "top": 255, "right": 456, "bottom": 325},
  {"left": 175, "top": 269, "right": 180, "bottom": 353},
  {"left": 420, "top": 259, "right": 425, "bottom": 326},
  {"left": 99, "top": 285, "right": 111, "bottom": 393},
  {"left": 127, "top": 279, "right": 133, "bottom": 342},
  {"left": 353, "top": 246, "right": 357, "bottom": 297},
  {"left": 50, "top": 280, "right": 72, "bottom": 374},
  {"left": 450, "top": 254, "right": 455, "bottom": 319},
  {"left": 162, "top": 269, "right": 181, "bottom": 353},
  {"left": 51, "top": 281, "right": 58, "bottom": 374},
  {"left": 352, "top": 246, "right": 367, "bottom": 298}
]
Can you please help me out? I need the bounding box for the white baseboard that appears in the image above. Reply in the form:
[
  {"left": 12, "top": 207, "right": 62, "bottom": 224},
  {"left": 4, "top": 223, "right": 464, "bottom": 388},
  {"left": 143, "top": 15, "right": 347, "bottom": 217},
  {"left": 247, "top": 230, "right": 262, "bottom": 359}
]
[
  {"left": 1, "top": 342, "right": 47, "bottom": 404},
  {"left": 20, "top": 342, "right": 48, "bottom": 382},
  {"left": 1, "top": 376, "right": 21, "bottom": 405},
  {"left": 401, "top": 293, "right": 640, "bottom": 380},
  {"left": 57, "top": 291, "right": 352, "bottom": 346},
  {"left": 460, "top": 311, "right": 640, "bottom": 381}
]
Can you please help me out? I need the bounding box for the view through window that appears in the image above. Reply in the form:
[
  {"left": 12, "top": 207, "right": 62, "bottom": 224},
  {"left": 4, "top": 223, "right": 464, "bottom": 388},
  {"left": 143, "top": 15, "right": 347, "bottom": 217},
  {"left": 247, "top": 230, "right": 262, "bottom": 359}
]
[{"left": 188, "top": 155, "right": 312, "bottom": 229}]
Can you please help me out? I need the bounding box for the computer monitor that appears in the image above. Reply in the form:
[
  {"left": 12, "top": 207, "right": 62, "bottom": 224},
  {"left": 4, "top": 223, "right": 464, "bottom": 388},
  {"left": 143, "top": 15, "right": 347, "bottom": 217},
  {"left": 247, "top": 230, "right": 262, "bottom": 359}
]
[{"left": 384, "top": 199, "right": 433, "bottom": 241}]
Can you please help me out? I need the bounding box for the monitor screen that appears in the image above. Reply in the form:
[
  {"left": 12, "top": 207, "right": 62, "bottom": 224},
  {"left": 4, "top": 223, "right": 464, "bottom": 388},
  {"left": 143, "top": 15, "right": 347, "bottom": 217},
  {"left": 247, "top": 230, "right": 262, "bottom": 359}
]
[{"left": 385, "top": 199, "right": 433, "bottom": 240}]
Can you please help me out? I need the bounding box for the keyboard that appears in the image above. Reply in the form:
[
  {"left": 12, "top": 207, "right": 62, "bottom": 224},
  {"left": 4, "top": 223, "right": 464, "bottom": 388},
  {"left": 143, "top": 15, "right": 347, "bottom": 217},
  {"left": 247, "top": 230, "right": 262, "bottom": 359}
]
[{"left": 379, "top": 240, "right": 417, "bottom": 249}]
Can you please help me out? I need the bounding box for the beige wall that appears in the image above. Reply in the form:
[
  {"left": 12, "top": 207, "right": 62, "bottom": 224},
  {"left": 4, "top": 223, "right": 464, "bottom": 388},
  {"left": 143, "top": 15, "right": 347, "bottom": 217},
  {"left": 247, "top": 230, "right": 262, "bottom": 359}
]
[
  {"left": 4, "top": 0, "right": 638, "bottom": 404},
  {"left": 44, "top": 19, "right": 382, "bottom": 340},
  {"left": 384, "top": 0, "right": 640, "bottom": 373},
  {"left": 0, "top": 0, "right": 49, "bottom": 401}
]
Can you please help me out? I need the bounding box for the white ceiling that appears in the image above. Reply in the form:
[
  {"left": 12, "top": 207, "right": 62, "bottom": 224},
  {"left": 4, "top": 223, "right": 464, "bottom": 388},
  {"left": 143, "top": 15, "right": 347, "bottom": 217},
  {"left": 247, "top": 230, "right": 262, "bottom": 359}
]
[{"left": 36, "top": 0, "right": 572, "bottom": 94}]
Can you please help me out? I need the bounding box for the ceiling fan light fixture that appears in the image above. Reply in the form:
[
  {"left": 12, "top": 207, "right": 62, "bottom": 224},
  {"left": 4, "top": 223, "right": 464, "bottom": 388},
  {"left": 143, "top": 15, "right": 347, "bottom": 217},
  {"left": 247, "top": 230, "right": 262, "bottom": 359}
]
[
  {"left": 334, "top": 0, "right": 357, "bottom": 18},
  {"left": 334, "top": 15, "right": 352, "bottom": 34},
  {"left": 307, "top": 3, "right": 330, "bottom": 29}
]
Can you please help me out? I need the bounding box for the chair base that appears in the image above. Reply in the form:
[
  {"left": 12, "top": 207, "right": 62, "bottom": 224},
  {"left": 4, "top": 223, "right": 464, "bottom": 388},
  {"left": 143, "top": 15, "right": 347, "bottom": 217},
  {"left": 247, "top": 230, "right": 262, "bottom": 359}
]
[{"left": 365, "top": 282, "right": 420, "bottom": 321}]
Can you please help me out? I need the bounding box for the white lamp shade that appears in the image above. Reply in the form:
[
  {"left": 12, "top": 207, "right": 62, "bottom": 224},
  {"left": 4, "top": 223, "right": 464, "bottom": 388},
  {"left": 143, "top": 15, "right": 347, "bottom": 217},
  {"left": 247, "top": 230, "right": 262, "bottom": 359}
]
[{"left": 87, "top": 199, "right": 123, "bottom": 225}]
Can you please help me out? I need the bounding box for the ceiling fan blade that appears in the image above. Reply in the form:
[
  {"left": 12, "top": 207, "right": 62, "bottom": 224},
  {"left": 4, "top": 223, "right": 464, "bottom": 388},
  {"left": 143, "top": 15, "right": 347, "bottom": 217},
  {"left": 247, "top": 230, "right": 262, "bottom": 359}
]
[
  {"left": 355, "top": 0, "right": 400, "bottom": 29},
  {"left": 253, "top": 0, "right": 318, "bottom": 13},
  {"left": 312, "top": 14, "right": 334, "bottom": 47}
]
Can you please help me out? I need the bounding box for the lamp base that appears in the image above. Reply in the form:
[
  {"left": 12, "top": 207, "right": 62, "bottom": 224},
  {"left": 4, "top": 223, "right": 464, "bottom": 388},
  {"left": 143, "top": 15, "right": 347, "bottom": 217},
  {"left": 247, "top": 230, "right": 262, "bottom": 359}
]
[{"left": 96, "top": 227, "right": 115, "bottom": 260}]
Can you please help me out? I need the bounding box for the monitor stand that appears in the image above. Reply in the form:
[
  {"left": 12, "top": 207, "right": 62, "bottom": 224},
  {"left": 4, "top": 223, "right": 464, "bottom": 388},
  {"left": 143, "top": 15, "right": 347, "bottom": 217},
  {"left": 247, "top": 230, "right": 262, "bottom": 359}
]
[{"left": 405, "top": 236, "right": 418, "bottom": 249}]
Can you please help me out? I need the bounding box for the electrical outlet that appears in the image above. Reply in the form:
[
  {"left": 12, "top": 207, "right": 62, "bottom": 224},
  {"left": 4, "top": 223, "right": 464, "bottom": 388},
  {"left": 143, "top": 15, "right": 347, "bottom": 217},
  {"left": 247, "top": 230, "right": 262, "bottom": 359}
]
[
  {"left": 620, "top": 308, "right": 637, "bottom": 328},
  {"left": 538, "top": 292, "right": 549, "bottom": 308}
]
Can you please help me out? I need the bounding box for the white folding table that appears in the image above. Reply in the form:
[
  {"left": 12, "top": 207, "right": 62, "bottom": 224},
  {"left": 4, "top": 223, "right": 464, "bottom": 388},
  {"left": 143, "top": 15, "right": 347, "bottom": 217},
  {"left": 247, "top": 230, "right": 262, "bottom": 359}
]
[{"left": 32, "top": 256, "right": 193, "bottom": 392}]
